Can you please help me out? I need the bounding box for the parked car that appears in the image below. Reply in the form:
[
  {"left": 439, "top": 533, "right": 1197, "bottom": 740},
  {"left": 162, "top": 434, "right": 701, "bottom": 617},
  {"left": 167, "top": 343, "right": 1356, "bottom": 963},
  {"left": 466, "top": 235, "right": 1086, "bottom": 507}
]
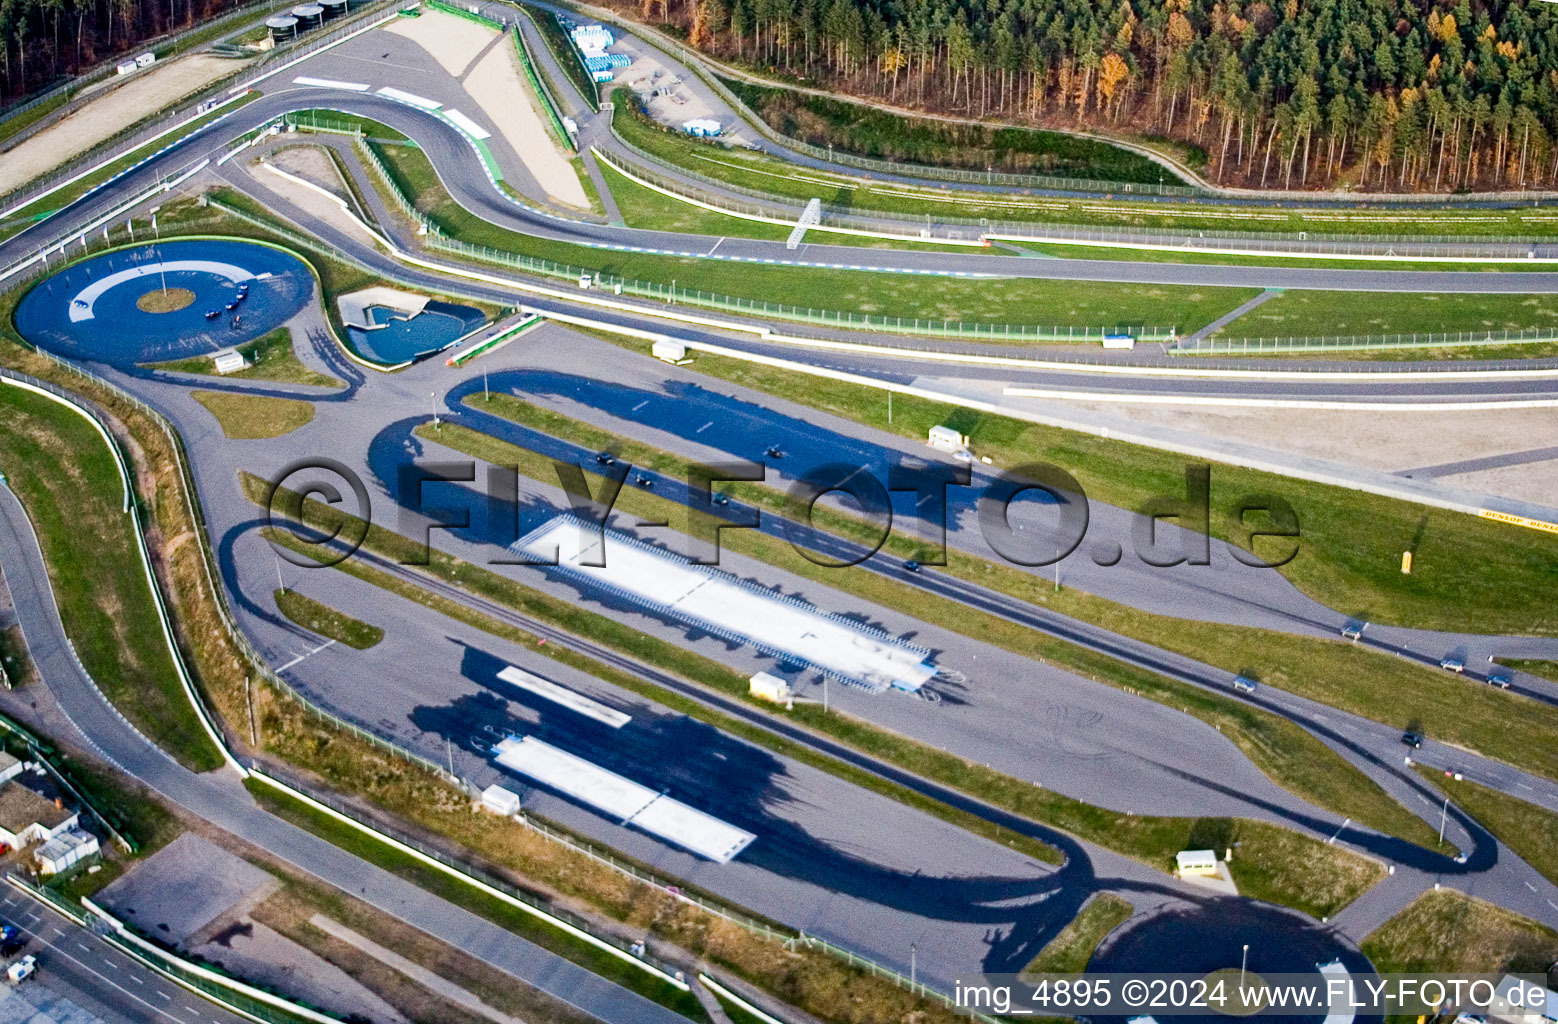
[
  {"left": 0, "top": 933, "right": 23, "bottom": 957},
  {"left": 1487, "top": 670, "right": 1513, "bottom": 690},
  {"left": 1440, "top": 656, "right": 1466, "bottom": 673},
  {"left": 1401, "top": 731, "right": 1424, "bottom": 749}
]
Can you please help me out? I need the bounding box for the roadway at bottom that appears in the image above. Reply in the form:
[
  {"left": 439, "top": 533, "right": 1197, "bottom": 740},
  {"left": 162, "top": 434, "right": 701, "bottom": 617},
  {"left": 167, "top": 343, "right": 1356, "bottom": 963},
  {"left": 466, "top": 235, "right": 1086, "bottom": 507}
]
[{"left": 0, "top": 885, "right": 250, "bottom": 1024}]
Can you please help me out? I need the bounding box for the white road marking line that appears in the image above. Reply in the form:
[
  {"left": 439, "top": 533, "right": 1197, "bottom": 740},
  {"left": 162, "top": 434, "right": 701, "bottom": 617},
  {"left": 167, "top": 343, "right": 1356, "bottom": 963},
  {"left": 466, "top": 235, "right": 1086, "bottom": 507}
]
[
  {"left": 707, "top": 237, "right": 724, "bottom": 256},
  {"left": 1528, "top": 882, "right": 1538, "bottom": 891},
  {"left": 275, "top": 638, "right": 337, "bottom": 672},
  {"left": 632, "top": 400, "right": 649, "bottom": 412},
  {"left": 1518, "top": 782, "right": 1534, "bottom": 790}
]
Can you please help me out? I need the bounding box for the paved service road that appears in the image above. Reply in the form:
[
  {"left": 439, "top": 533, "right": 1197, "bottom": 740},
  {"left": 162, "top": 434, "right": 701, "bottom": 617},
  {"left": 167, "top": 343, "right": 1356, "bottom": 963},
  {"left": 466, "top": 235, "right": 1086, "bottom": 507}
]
[{"left": 0, "top": 886, "right": 250, "bottom": 1024}]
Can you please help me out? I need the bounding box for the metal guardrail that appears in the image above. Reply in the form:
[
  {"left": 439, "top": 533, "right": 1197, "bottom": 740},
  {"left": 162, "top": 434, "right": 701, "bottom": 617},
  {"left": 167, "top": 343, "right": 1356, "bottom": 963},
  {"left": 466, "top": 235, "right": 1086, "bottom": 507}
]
[
  {"left": 1183, "top": 328, "right": 1558, "bottom": 355},
  {"left": 510, "top": 11, "right": 575, "bottom": 151}
]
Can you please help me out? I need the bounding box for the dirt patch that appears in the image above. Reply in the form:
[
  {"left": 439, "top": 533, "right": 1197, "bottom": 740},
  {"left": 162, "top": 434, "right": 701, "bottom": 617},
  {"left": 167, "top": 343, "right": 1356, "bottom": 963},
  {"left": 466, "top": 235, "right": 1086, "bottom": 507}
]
[
  {"left": 464, "top": 40, "right": 587, "bottom": 207},
  {"left": 383, "top": 8, "right": 496, "bottom": 77},
  {"left": 1060, "top": 400, "right": 1558, "bottom": 509},
  {"left": 0, "top": 54, "right": 245, "bottom": 188},
  {"left": 136, "top": 287, "right": 196, "bottom": 313},
  {"left": 269, "top": 144, "right": 351, "bottom": 200}
]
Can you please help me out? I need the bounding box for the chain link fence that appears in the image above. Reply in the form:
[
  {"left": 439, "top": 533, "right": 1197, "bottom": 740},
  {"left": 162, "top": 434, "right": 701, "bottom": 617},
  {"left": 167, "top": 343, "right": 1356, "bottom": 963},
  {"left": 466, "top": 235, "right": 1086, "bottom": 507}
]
[
  {"left": 9, "top": 877, "right": 345, "bottom": 1022},
  {"left": 1183, "top": 327, "right": 1558, "bottom": 355}
]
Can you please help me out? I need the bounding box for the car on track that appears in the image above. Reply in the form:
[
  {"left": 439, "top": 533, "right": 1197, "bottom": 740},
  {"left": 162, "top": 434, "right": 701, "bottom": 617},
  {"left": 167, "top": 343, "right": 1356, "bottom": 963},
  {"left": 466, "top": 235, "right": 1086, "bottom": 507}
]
[
  {"left": 1340, "top": 621, "right": 1364, "bottom": 641},
  {"left": 764, "top": 446, "right": 783, "bottom": 459},
  {"left": 904, "top": 559, "right": 921, "bottom": 573},
  {"left": 1232, "top": 675, "right": 1258, "bottom": 694},
  {"left": 1487, "top": 670, "right": 1513, "bottom": 690},
  {"left": 635, "top": 474, "right": 653, "bottom": 488},
  {"left": 1440, "top": 656, "right": 1465, "bottom": 673},
  {"left": 1401, "top": 731, "right": 1424, "bottom": 749},
  {"left": 595, "top": 452, "right": 615, "bottom": 465},
  {"left": 711, "top": 492, "right": 730, "bottom": 507}
]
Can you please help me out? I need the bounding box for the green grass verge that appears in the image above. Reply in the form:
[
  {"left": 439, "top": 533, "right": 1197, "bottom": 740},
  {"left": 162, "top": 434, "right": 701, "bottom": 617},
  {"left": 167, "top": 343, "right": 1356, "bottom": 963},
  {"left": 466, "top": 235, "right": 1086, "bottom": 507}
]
[
  {"left": 367, "top": 139, "right": 1250, "bottom": 333},
  {"left": 146, "top": 327, "right": 341, "bottom": 387},
  {"left": 246, "top": 779, "right": 709, "bottom": 1021},
  {"left": 274, "top": 589, "right": 383, "bottom": 649},
  {"left": 721, "top": 77, "right": 1173, "bottom": 186},
  {"left": 627, "top": 344, "right": 1558, "bottom": 638},
  {"left": 610, "top": 102, "right": 1558, "bottom": 241},
  {"left": 248, "top": 466, "right": 1385, "bottom": 919},
  {"left": 1232, "top": 290, "right": 1558, "bottom": 338},
  {"left": 0, "top": 625, "right": 30, "bottom": 687},
  {"left": 192, "top": 391, "right": 315, "bottom": 439},
  {"left": 459, "top": 393, "right": 1448, "bottom": 847},
  {"left": 0, "top": 92, "right": 71, "bottom": 148},
  {"left": 1362, "top": 888, "right": 1558, "bottom": 973},
  {"left": 1022, "top": 893, "right": 1133, "bottom": 974},
  {"left": 0, "top": 387, "right": 221, "bottom": 770},
  {"left": 1417, "top": 766, "right": 1558, "bottom": 889},
  {"left": 1496, "top": 659, "right": 1558, "bottom": 684},
  {"left": 534, "top": 9, "right": 598, "bottom": 109},
  {"left": 2, "top": 92, "right": 264, "bottom": 238}
]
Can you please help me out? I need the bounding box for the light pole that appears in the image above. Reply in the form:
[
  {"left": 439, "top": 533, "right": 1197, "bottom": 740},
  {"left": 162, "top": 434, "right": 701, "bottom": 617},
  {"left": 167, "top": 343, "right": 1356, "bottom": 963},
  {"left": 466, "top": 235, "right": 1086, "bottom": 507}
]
[
  {"left": 432, "top": 391, "right": 440, "bottom": 428},
  {"left": 1240, "top": 944, "right": 1249, "bottom": 988},
  {"left": 1439, "top": 796, "right": 1450, "bottom": 845},
  {"left": 910, "top": 943, "right": 917, "bottom": 988},
  {"left": 484, "top": 368, "right": 490, "bottom": 401}
]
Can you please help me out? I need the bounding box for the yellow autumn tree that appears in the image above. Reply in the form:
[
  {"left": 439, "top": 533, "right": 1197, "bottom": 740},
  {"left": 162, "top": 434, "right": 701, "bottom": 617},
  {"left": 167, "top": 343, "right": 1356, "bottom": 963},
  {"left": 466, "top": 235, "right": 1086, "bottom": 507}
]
[{"left": 1098, "top": 52, "right": 1130, "bottom": 116}]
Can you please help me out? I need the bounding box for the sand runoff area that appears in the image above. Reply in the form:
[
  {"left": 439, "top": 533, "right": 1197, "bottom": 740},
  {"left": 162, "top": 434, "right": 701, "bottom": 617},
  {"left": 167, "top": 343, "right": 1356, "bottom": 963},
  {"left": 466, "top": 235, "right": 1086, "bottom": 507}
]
[
  {"left": 384, "top": 8, "right": 588, "bottom": 208},
  {"left": 0, "top": 54, "right": 243, "bottom": 191}
]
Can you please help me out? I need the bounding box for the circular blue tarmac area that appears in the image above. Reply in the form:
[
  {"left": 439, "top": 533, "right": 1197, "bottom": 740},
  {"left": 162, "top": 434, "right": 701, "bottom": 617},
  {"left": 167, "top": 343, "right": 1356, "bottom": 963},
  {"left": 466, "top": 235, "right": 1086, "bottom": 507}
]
[{"left": 13, "top": 240, "right": 314, "bottom": 367}]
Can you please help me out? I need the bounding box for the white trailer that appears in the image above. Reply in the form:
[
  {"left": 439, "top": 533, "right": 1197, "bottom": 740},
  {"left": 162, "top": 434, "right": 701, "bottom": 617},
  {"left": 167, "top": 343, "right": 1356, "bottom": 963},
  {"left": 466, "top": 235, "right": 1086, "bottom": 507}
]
[
  {"left": 651, "top": 339, "right": 687, "bottom": 363},
  {"left": 134, "top": 51, "right": 156, "bottom": 68},
  {"left": 927, "top": 424, "right": 973, "bottom": 461},
  {"left": 116, "top": 60, "right": 140, "bottom": 75}
]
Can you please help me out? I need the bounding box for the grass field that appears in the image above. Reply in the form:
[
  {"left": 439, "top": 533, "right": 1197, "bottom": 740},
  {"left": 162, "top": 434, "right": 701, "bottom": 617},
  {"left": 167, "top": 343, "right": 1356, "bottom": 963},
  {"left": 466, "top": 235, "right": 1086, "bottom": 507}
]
[
  {"left": 148, "top": 327, "right": 341, "bottom": 387},
  {"left": 1418, "top": 767, "right": 1558, "bottom": 889},
  {"left": 274, "top": 589, "right": 383, "bottom": 649},
  {"left": 368, "top": 139, "right": 1250, "bottom": 334},
  {"left": 0, "top": 386, "right": 221, "bottom": 770},
  {"left": 1362, "top": 889, "right": 1558, "bottom": 973},
  {"left": 1230, "top": 290, "right": 1558, "bottom": 338},
  {"left": 253, "top": 469, "right": 1384, "bottom": 919},
  {"left": 192, "top": 391, "right": 314, "bottom": 439},
  {"left": 463, "top": 394, "right": 1449, "bottom": 846},
  {"left": 0, "top": 625, "right": 31, "bottom": 687},
  {"left": 1498, "top": 659, "right": 1558, "bottom": 684},
  {"left": 639, "top": 346, "right": 1558, "bottom": 638},
  {"left": 1022, "top": 893, "right": 1133, "bottom": 974}
]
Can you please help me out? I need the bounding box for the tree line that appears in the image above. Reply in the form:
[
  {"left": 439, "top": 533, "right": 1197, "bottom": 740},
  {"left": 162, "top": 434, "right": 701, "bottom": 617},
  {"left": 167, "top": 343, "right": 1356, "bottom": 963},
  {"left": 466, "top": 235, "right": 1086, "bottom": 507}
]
[
  {"left": 0, "top": 0, "right": 240, "bottom": 105},
  {"left": 625, "top": 0, "right": 1558, "bottom": 192}
]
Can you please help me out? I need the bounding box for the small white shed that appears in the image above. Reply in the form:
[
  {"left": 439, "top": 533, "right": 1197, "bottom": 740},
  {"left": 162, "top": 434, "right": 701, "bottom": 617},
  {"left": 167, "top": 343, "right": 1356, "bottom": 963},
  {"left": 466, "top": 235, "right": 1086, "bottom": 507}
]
[
  {"left": 480, "top": 784, "right": 521, "bottom": 816},
  {"left": 212, "top": 348, "right": 249, "bottom": 374},
  {"left": 749, "top": 672, "right": 791, "bottom": 703},
  {"left": 1175, "top": 849, "right": 1218, "bottom": 877}
]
